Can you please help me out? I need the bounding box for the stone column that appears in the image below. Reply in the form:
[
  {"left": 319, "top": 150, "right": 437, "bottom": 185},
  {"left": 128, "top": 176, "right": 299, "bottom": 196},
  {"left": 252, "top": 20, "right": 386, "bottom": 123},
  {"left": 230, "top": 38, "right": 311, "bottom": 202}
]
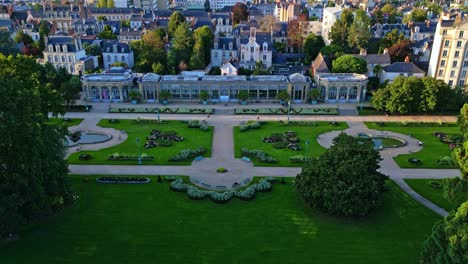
[
  {"left": 346, "top": 87, "right": 350, "bottom": 101},
  {"left": 98, "top": 87, "right": 103, "bottom": 100},
  {"left": 325, "top": 86, "right": 329, "bottom": 102},
  {"left": 119, "top": 87, "right": 123, "bottom": 102}
]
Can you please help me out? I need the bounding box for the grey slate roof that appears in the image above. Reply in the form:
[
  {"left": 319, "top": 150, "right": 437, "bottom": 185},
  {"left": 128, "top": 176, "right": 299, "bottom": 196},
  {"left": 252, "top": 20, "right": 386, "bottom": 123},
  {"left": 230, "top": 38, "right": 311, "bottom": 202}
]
[
  {"left": 354, "top": 54, "right": 391, "bottom": 65},
  {"left": 103, "top": 41, "right": 131, "bottom": 53},
  {"left": 383, "top": 62, "right": 425, "bottom": 74}
]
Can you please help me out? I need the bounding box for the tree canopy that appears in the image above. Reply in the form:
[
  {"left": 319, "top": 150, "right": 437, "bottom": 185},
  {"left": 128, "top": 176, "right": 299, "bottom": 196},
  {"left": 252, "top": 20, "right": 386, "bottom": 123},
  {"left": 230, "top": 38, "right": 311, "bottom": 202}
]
[
  {"left": 348, "top": 9, "right": 371, "bottom": 51},
  {"left": 332, "top": 55, "right": 367, "bottom": 74},
  {"left": 232, "top": 3, "right": 249, "bottom": 25},
  {"left": 404, "top": 8, "right": 427, "bottom": 23},
  {"left": 0, "top": 55, "right": 73, "bottom": 238},
  {"left": 168, "top": 11, "right": 186, "bottom": 38},
  {"left": 380, "top": 28, "right": 406, "bottom": 51},
  {"left": 170, "top": 23, "right": 194, "bottom": 73},
  {"left": 371, "top": 76, "right": 463, "bottom": 114},
  {"left": 303, "top": 33, "right": 325, "bottom": 64},
  {"left": 388, "top": 40, "right": 412, "bottom": 63},
  {"left": 420, "top": 201, "right": 468, "bottom": 264},
  {"left": 329, "top": 9, "right": 354, "bottom": 51},
  {"left": 97, "top": 25, "right": 117, "bottom": 40},
  {"left": 131, "top": 30, "right": 166, "bottom": 73},
  {"left": 295, "top": 133, "right": 387, "bottom": 217}
]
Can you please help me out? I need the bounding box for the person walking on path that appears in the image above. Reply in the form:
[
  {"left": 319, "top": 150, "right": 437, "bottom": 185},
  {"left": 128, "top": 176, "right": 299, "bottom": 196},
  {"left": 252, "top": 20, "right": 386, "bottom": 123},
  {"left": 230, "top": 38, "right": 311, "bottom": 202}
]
[{"left": 256, "top": 114, "right": 260, "bottom": 120}]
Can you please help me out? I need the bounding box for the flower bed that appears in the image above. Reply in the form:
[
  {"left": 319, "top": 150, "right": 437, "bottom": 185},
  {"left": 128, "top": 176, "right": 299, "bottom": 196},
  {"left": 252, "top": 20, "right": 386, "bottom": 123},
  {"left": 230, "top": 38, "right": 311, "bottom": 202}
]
[
  {"left": 239, "top": 121, "right": 263, "bottom": 132},
  {"left": 169, "top": 148, "right": 206, "bottom": 162},
  {"left": 234, "top": 108, "right": 338, "bottom": 115},
  {"left": 109, "top": 107, "right": 214, "bottom": 114},
  {"left": 131, "top": 119, "right": 168, "bottom": 124},
  {"left": 78, "top": 154, "right": 92, "bottom": 161},
  {"left": 241, "top": 148, "right": 277, "bottom": 163},
  {"left": 182, "top": 120, "right": 209, "bottom": 131},
  {"left": 168, "top": 177, "right": 276, "bottom": 203},
  {"left": 96, "top": 176, "right": 150, "bottom": 184},
  {"left": 67, "top": 105, "right": 92, "bottom": 112},
  {"left": 262, "top": 131, "right": 302, "bottom": 151},
  {"left": 107, "top": 153, "right": 154, "bottom": 161},
  {"left": 144, "top": 130, "right": 184, "bottom": 149}
]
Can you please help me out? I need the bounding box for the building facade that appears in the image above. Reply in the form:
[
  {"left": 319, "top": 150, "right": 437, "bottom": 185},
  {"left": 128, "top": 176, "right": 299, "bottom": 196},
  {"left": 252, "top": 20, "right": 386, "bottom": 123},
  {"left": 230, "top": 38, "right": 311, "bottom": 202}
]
[
  {"left": 82, "top": 71, "right": 312, "bottom": 103},
  {"left": 102, "top": 41, "right": 135, "bottom": 70},
  {"left": 428, "top": 15, "right": 468, "bottom": 87},
  {"left": 321, "top": 6, "right": 342, "bottom": 45},
  {"left": 314, "top": 73, "right": 368, "bottom": 103},
  {"left": 40, "top": 35, "right": 97, "bottom": 75},
  {"left": 238, "top": 28, "right": 272, "bottom": 69}
]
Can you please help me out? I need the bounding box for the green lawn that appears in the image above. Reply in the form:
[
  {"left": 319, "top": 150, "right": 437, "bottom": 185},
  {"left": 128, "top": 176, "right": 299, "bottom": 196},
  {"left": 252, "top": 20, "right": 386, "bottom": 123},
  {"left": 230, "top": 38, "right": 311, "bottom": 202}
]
[
  {"left": 67, "top": 120, "right": 213, "bottom": 165},
  {"left": 357, "top": 108, "right": 385, "bottom": 116},
  {"left": 405, "top": 179, "right": 456, "bottom": 211},
  {"left": 0, "top": 175, "right": 439, "bottom": 264},
  {"left": 382, "top": 137, "right": 405, "bottom": 147},
  {"left": 365, "top": 122, "right": 460, "bottom": 168},
  {"left": 48, "top": 118, "right": 83, "bottom": 127},
  {"left": 234, "top": 121, "right": 348, "bottom": 166}
]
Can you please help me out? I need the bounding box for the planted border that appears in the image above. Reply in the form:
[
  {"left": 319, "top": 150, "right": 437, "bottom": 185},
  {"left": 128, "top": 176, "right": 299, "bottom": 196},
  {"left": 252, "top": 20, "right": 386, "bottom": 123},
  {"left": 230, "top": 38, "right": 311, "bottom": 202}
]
[
  {"left": 96, "top": 176, "right": 150, "bottom": 184},
  {"left": 168, "top": 177, "right": 278, "bottom": 203},
  {"left": 109, "top": 107, "right": 214, "bottom": 114},
  {"left": 234, "top": 108, "right": 338, "bottom": 115}
]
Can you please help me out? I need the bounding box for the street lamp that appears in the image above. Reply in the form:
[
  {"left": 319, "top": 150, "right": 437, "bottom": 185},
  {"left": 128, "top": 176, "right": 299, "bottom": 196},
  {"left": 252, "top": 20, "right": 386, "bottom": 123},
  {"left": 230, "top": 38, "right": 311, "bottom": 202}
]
[
  {"left": 360, "top": 88, "right": 367, "bottom": 111},
  {"left": 136, "top": 137, "right": 141, "bottom": 165},
  {"left": 156, "top": 108, "right": 160, "bottom": 122},
  {"left": 287, "top": 100, "right": 291, "bottom": 123},
  {"left": 305, "top": 139, "right": 310, "bottom": 161}
]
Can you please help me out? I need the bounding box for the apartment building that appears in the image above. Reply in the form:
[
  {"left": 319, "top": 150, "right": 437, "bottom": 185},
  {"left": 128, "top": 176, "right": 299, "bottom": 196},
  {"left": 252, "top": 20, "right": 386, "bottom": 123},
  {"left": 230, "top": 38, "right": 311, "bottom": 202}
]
[{"left": 428, "top": 14, "right": 468, "bottom": 87}]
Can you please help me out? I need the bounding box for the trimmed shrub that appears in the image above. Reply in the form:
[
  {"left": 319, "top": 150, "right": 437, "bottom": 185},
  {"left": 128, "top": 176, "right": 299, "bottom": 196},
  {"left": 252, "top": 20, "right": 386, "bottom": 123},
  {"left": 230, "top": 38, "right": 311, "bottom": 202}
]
[
  {"left": 170, "top": 178, "right": 188, "bottom": 192},
  {"left": 239, "top": 121, "right": 262, "bottom": 132},
  {"left": 169, "top": 148, "right": 206, "bottom": 162},
  {"left": 272, "top": 141, "right": 289, "bottom": 149},
  {"left": 234, "top": 186, "right": 256, "bottom": 201},
  {"left": 216, "top": 167, "right": 228, "bottom": 173},
  {"left": 78, "top": 154, "right": 92, "bottom": 161},
  {"left": 187, "top": 186, "right": 209, "bottom": 200},
  {"left": 255, "top": 179, "right": 272, "bottom": 192},
  {"left": 290, "top": 155, "right": 306, "bottom": 163},
  {"left": 241, "top": 148, "right": 278, "bottom": 163},
  {"left": 210, "top": 191, "right": 234, "bottom": 204}
]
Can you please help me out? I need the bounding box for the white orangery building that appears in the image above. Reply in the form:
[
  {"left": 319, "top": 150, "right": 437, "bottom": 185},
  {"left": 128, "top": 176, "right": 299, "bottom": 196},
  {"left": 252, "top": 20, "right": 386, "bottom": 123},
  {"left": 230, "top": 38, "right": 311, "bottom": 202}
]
[
  {"left": 314, "top": 73, "right": 368, "bottom": 103},
  {"left": 81, "top": 69, "right": 313, "bottom": 103}
]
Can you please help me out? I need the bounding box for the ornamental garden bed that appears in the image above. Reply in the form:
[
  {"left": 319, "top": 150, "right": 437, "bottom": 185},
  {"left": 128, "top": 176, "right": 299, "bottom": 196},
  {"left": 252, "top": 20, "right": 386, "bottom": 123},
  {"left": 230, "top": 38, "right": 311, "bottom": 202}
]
[
  {"left": 109, "top": 107, "right": 214, "bottom": 114},
  {"left": 234, "top": 121, "right": 348, "bottom": 167},
  {"left": 67, "top": 119, "right": 213, "bottom": 165},
  {"left": 365, "top": 122, "right": 459, "bottom": 169},
  {"left": 234, "top": 108, "right": 338, "bottom": 115},
  {"left": 96, "top": 176, "right": 150, "bottom": 184}
]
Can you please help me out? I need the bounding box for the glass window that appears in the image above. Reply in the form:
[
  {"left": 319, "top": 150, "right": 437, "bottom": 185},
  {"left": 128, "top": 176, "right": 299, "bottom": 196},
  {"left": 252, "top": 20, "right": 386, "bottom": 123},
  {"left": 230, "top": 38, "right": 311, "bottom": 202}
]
[
  {"left": 457, "top": 41, "right": 462, "bottom": 48},
  {"left": 460, "top": 31, "right": 464, "bottom": 38},
  {"left": 442, "top": 50, "right": 448, "bottom": 57},
  {"left": 438, "top": 69, "right": 443, "bottom": 76},
  {"left": 462, "top": 70, "right": 466, "bottom": 77},
  {"left": 445, "top": 40, "right": 450, "bottom": 47},
  {"left": 441, "top": 60, "right": 446, "bottom": 66},
  {"left": 448, "top": 80, "right": 453, "bottom": 86},
  {"left": 455, "top": 51, "right": 460, "bottom": 57},
  {"left": 453, "top": 61, "right": 458, "bottom": 67},
  {"left": 459, "top": 80, "right": 465, "bottom": 86},
  {"left": 450, "top": 70, "right": 455, "bottom": 77},
  {"left": 463, "top": 61, "right": 468, "bottom": 67}
]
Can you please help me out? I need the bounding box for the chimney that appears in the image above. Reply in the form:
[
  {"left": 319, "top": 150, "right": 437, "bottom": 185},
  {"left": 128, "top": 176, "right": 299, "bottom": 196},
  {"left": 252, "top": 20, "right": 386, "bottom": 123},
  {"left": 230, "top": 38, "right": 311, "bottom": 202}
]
[
  {"left": 383, "top": 48, "right": 388, "bottom": 54},
  {"left": 359, "top": 48, "right": 367, "bottom": 55},
  {"left": 404, "top": 56, "right": 410, "bottom": 62},
  {"left": 455, "top": 13, "right": 462, "bottom": 26}
]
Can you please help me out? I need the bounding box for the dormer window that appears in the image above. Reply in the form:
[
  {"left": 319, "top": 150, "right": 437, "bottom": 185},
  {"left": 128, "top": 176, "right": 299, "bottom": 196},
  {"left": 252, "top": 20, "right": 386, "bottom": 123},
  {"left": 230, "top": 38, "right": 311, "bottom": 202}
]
[
  {"left": 229, "top": 42, "right": 233, "bottom": 50},
  {"left": 214, "top": 43, "right": 218, "bottom": 49},
  {"left": 56, "top": 45, "right": 61, "bottom": 52},
  {"left": 121, "top": 48, "right": 125, "bottom": 53},
  {"left": 62, "top": 45, "right": 68, "bottom": 53},
  {"left": 48, "top": 45, "right": 53, "bottom": 52}
]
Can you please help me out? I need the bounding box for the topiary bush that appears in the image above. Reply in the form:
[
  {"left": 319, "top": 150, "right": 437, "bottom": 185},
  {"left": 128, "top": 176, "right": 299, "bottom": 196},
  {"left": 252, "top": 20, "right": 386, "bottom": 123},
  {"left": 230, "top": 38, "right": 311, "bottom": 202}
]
[
  {"left": 255, "top": 179, "right": 272, "bottom": 192},
  {"left": 272, "top": 141, "right": 289, "bottom": 149},
  {"left": 216, "top": 167, "right": 228, "bottom": 173},
  {"left": 78, "top": 153, "right": 92, "bottom": 161},
  {"left": 170, "top": 178, "right": 188, "bottom": 192},
  {"left": 210, "top": 191, "right": 234, "bottom": 204}
]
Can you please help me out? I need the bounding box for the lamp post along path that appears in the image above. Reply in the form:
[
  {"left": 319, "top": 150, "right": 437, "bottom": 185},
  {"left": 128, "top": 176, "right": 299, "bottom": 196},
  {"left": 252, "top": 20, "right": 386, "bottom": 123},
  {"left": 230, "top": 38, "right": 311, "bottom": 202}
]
[{"left": 136, "top": 137, "right": 141, "bottom": 165}]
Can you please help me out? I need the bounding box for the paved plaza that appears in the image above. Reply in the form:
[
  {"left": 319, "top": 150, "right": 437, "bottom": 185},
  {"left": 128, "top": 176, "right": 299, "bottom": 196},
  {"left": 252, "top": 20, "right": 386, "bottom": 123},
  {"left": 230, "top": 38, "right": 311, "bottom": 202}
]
[{"left": 64, "top": 102, "right": 460, "bottom": 217}]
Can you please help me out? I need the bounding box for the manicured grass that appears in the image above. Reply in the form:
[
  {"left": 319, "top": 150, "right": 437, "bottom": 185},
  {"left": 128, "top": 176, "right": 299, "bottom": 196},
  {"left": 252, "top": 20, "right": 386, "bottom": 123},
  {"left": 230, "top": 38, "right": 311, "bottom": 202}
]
[
  {"left": 48, "top": 118, "right": 83, "bottom": 127},
  {"left": 365, "top": 122, "right": 460, "bottom": 168},
  {"left": 405, "top": 179, "right": 456, "bottom": 211},
  {"left": 67, "top": 120, "right": 213, "bottom": 165},
  {"left": 357, "top": 108, "right": 385, "bottom": 116},
  {"left": 0, "top": 175, "right": 439, "bottom": 264},
  {"left": 382, "top": 137, "right": 405, "bottom": 147},
  {"left": 234, "top": 121, "right": 348, "bottom": 166}
]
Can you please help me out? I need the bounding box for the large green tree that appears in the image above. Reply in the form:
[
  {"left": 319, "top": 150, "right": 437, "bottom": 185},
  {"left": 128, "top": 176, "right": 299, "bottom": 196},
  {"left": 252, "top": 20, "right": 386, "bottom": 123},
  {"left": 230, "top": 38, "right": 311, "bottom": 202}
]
[
  {"left": 295, "top": 133, "right": 387, "bottom": 217},
  {"left": 97, "top": 25, "right": 117, "bottom": 40},
  {"left": 38, "top": 20, "right": 50, "bottom": 52},
  {"left": 131, "top": 30, "right": 166, "bottom": 73},
  {"left": 371, "top": 76, "right": 461, "bottom": 114},
  {"left": 420, "top": 201, "right": 468, "bottom": 264},
  {"left": 193, "top": 26, "right": 213, "bottom": 66},
  {"left": 332, "top": 55, "right": 367, "bottom": 74},
  {"left": 170, "top": 23, "right": 194, "bottom": 73},
  {"left": 303, "top": 33, "right": 325, "bottom": 64},
  {"left": 329, "top": 9, "right": 353, "bottom": 51},
  {"left": 0, "top": 31, "right": 19, "bottom": 55},
  {"left": 380, "top": 28, "right": 406, "bottom": 51},
  {"left": 388, "top": 40, "right": 412, "bottom": 63},
  {"left": 168, "top": 11, "right": 186, "bottom": 38},
  {"left": 0, "top": 55, "right": 73, "bottom": 237},
  {"left": 348, "top": 9, "right": 371, "bottom": 51}
]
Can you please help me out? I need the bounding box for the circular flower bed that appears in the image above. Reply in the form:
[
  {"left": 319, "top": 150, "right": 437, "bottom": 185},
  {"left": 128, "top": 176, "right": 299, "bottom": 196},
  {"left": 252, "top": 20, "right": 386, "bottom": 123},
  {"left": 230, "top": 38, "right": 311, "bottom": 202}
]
[{"left": 428, "top": 181, "right": 442, "bottom": 189}]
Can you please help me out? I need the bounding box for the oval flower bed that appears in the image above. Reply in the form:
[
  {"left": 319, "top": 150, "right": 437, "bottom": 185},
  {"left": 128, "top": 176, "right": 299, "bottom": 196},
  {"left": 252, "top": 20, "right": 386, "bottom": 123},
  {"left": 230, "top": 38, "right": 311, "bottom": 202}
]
[{"left": 96, "top": 176, "right": 151, "bottom": 184}]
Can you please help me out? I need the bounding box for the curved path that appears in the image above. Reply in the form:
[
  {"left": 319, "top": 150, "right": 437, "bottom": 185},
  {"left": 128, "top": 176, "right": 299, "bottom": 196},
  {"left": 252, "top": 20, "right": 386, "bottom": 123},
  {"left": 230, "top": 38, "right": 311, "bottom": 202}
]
[{"left": 65, "top": 111, "right": 460, "bottom": 217}]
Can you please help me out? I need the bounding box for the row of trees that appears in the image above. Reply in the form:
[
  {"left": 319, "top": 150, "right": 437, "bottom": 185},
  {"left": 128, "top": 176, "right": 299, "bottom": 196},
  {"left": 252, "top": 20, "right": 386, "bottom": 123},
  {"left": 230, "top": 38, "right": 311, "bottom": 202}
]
[
  {"left": 0, "top": 55, "right": 77, "bottom": 237},
  {"left": 371, "top": 76, "right": 466, "bottom": 114},
  {"left": 131, "top": 12, "right": 213, "bottom": 74}
]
